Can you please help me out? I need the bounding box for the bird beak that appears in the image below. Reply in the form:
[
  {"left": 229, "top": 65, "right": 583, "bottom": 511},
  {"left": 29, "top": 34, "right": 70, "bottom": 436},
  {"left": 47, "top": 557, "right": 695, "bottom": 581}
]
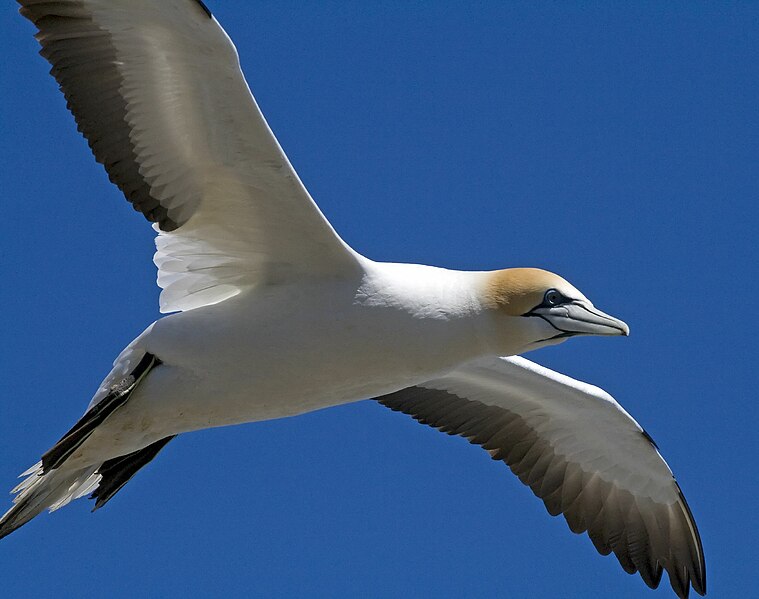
[{"left": 534, "top": 303, "right": 630, "bottom": 337}]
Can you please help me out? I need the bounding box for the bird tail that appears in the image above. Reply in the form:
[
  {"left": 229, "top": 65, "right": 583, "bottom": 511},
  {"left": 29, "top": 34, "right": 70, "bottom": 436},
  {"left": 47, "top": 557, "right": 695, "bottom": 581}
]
[
  {"left": 0, "top": 352, "right": 175, "bottom": 539},
  {"left": 0, "top": 462, "right": 100, "bottom": 539},
  {"left": 0, "top": 434, "right": 176, "bottom": 539}
]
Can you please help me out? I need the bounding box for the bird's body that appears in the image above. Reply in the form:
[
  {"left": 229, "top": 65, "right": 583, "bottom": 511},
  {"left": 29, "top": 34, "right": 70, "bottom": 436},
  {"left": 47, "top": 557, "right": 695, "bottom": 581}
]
[
  {"left": 77, "top": 262, "right": 493, "bottom": 462},
  {"left": 4, "top": 1, "right": 705, "bottom": 597}
]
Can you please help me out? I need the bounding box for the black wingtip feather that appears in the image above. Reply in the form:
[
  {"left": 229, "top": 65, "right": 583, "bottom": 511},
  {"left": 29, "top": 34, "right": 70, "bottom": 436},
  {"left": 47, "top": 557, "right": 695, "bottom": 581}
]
[
  {"left": 675, "top": 484, "right": 707, "bottom": 595},
  {"left": 641, "top": 428, "right": 659, "bottom": 450},
  {"left": 193, "top": 0, "right": 212, "bottom": 18}
]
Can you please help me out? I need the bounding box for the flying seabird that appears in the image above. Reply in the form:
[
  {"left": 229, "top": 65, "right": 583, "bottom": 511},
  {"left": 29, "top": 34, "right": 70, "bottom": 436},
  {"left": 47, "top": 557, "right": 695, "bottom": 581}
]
[{"left": 4, "top": 2, "right": 705, "bottom": 598}]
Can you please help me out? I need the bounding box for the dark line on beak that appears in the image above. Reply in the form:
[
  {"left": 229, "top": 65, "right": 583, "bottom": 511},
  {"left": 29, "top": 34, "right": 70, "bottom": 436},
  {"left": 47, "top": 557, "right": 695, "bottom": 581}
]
[{"left": 530, "top": 313, "right": 582, "bottom": 343}]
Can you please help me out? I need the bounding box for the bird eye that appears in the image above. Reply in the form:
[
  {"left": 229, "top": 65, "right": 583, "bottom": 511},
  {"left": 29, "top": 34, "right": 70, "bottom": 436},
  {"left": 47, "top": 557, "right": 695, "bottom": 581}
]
[{"left": 544, "top": 289, "right": 562, "bottom": 306}]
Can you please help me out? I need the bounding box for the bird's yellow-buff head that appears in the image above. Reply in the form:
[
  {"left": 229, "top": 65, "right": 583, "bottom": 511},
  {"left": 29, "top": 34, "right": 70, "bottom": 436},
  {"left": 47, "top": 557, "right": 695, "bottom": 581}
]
[{"left": 480, "top": 268, "right": 629, "bottom": 351}]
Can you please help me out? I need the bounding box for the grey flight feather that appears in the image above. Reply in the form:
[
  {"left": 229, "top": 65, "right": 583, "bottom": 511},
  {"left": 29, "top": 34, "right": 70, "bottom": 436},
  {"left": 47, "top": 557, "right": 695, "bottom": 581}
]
[{"left": 19, "top": 0, "right": 186, "bottom": 230}]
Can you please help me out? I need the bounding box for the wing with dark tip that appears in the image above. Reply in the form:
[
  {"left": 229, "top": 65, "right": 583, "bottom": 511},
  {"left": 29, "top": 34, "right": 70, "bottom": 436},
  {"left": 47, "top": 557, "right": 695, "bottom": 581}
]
[
  {"left": 377, "top": 355, "right": 705, "bottom": 599},
  {"left": 18, "top": 0, "right": 360, "bottom": 312}
]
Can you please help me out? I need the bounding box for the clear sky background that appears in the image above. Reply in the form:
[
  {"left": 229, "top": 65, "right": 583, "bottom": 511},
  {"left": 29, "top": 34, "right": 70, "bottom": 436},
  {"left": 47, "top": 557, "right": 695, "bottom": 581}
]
[{"left": 0, "top": 2, "right": 756, "bottom": 597}]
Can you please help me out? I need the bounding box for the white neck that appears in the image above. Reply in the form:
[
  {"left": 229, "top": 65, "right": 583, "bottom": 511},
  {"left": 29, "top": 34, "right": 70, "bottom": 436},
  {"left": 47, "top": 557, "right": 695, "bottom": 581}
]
[
  {"left": 355, "top": 260, "right": 553, "bottom": 362},
  {"left": 355, "top": 261, "right": 492, "bottom": 363}
]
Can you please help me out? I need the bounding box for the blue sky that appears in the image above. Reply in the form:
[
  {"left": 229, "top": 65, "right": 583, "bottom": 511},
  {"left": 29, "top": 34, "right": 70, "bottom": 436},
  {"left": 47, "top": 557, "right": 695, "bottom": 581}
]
[{"left": 1, "top": 2, "right": 756, "bottom": 597}]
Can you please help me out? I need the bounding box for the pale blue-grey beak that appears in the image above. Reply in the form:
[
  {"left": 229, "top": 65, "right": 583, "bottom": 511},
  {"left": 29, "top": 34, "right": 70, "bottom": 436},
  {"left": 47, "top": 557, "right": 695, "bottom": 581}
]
[{"left": 535, "top": 303, "right": 629, "bottom": 337}]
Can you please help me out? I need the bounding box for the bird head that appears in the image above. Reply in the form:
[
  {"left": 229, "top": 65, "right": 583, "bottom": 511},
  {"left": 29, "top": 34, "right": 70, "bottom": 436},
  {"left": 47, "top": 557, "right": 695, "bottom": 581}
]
[{"left": 481, "top": 268, "right": 629, "bottom": 353}]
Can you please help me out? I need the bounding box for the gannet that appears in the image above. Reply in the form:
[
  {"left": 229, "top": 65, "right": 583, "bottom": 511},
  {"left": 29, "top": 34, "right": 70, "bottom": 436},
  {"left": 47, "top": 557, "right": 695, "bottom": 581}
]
[{"left": 4, "top": 2, "right": 705, "bottom": 597}]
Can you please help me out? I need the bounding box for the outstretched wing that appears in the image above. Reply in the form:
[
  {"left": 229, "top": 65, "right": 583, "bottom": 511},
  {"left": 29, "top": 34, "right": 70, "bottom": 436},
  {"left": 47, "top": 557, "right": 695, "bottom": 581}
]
[
  {"left": 19, "top": 0, "right": 361, "bottom": 312},
  {"left": 377, "top": 355, "right": 705, "bottom": 599}
]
